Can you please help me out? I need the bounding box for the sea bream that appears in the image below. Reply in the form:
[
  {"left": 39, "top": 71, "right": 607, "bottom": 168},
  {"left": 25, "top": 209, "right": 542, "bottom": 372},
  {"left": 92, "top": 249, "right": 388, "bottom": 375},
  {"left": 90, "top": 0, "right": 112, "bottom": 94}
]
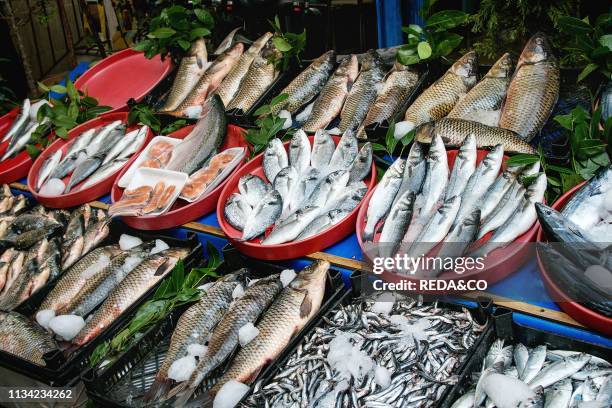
[
  {"left": 499, "top": 33, "right": 560, "bottom": 142},
  {"left": 401, "top": 51, "right": 478, "bottom": 136},
  {"left": 302, "top": 55, "right": 359, "bottom": 132},
  {"left": 158, "top": 38, "right": 208, "bottom": 113}
]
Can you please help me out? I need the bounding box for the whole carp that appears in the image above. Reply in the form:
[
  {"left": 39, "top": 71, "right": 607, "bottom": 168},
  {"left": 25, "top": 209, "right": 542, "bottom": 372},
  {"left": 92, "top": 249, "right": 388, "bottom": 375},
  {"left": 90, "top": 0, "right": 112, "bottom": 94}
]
[
  {"left": 402, "top": 51, "right": 478, "bottom": 135},
  {"left": 169, "top": 43, "right": 244, "bottom": 117},
  {"left": 209, "top": 260, "right": 329, "bottom": 395},
  {"left": 217, "top": 32, "right": 273, "bottom": 107},
  {"left": 447, "top": 53, "right": 513, "bottom": 127},
  {"left": 357, "top": 63, "right": 419, "bottom": 138},
  {"left": 499, "top": 33, "right": 560, "bottom": 141},
  {"left": 272, "top": 51, "right": 336, "bottom": 114},
  {"left": 302, "top": 55, "right": 359, "bottom": 132},
  {"left": 416, "top": 118, "right": 536, "bottom": 154},
  {"left": 158, "top": 39, "right": 208, "bottom": 113},
  {"left": 338, "top": 50, "right": 385, "bottom": 132},
  {"left": 226, "top": 45, "right": 280, "bottom": 112}
]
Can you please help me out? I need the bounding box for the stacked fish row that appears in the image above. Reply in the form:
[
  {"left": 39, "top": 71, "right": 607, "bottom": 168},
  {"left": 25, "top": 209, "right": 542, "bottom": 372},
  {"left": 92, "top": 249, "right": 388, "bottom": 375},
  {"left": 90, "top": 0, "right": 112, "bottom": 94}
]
[
  {"left": 0, "top": 235, "right": 188, "bottom": 366},
  {"left": 364, "top": 133, "right": 547, "bottom": 269},
  {"left": 1, "top": 99, "right": 50, "bottom": 162},
  {"left": 536, "top": 165, "right": 612, "bottom": 317},
  {"left": 224, "top": 129, "right": 372, "bottom": 244},
  {"left": 246, "top": 295, "right": 487, "bottom": 407},
  {"left": 127, "top": 261, "right": 330, "bottom": 407},
  {"left": 403, "top": 33, "right": 559, "bottom": 154},
  {"left": 450, "top": 339, "right": 611, "bottom": 407},
  {"left": 270, "top": 50, "right": 420, "bottom": 136},
  {"left": 0, "top": 192, "right": 109, "bottom": 311},
  {"left": 159, "top": 30, "right": 283, "bottom": 117},
  {"left": 35, "top": 120, "right": 148, "bottom": 195}
]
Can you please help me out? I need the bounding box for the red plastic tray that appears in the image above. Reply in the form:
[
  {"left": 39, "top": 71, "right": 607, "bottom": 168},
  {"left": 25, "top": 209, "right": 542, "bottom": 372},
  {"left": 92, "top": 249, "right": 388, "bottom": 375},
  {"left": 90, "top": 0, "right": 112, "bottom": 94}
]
[
  {"left": 218, "top": 136, "right": 377, "bottom": 260},
  {"left": 535, "top": 182, "right": 612, "bottom": 335},
  {"left": 75, "top": 49, "right": 172, "bottom": 114},
  {"left": 110, "top": 124, "right": 249, "bottom": 230},
  {"left": 27, "top": 112, "right": 153, "bottom": 208},
  {"left": 356, "top": 150, "right": 540, "bottom": 289},
  {"left": 0, "top": 107, "right": 34, "bottom": 184}
]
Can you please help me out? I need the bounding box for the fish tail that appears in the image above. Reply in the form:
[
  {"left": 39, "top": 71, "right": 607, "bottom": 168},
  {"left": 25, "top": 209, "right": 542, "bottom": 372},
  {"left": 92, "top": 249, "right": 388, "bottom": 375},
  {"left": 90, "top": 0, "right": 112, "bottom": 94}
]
[
  {"left": 142, "top": 376, "right": 172, "bottom": 403},
  {"left": 167, "top": 382, "right": 196, "bottom": 406}
]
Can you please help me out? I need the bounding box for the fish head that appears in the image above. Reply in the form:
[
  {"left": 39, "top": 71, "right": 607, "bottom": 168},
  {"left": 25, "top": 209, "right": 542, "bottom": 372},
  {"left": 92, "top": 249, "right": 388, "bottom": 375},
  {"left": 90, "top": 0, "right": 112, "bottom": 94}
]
[
  {"left": 253, "top": 32, "right": 274, "bottom": 50},
  {"left": 224, "top": 42, "right": 245, "bottom": 61},
  {"left": 428, "top": 133, "right": 447, "bottom": 159},
  {"left": 356, "top": 143, "right": 373, "bottom": 163},
  {"left": 526, "top": 173, "right": 547, "bottom": 202},
  {"left": 360, "top": 50, "right": 383, "bottom": 72},
  {"left": 457, "top": 134, "right": 476, "bottom": 158},
  {"left": 482, "top": 144, "right": 504, "bottom": 167},
  {"left": 519, "top": 33, "right": 555, "bottom": 67},
  {"left": 157, "top": 246, "right": 190, "bottom": 262},
  {"left": 450, "top": 51, "right": 478, "bottom": 78},
  {"left": 264, "top": 190, "right": 283, "bottom": 207},
  {"left": 189, "top": 37, "right": 208, "bottom": 62},
  {"left": 464, "top": 208, "right": 481, "bottom": 226},
  {"left": 398, "top": 191, "right": 416, "bottom": 211},
  {"left": 314, "top": 50, "right": 337, "bottom": 69},
  {"left": 336, "top": 55, "right": 359, "bottom": 83},
  {"left": 487, "top": 53, "right": 514, "bottom": 78},
  {"left": 517, "top": 386, "right": 544, "bottom": 408},
  {"left": 407, "top": 141, "right": 425, "bottom": 163},
  {"left": 289, "top": 260, "right": 330, "bottom": 307},
  {"left": 327, "top": 170, "right": 350, "bottom": 187},
  {"left": 414, "top": 122, "right": 435, "bottom": 144}
]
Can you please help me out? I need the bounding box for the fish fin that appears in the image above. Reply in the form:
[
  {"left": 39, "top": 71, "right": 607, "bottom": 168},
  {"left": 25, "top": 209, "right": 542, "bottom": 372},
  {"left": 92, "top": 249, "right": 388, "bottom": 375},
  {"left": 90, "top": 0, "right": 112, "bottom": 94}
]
[
  {"left": 196, "top": 55, "right": 204, "bottom": 70},
  {"left": 142, "top": 377, "right": 173, "bottom": 403},
  {"left": 299, "top": 292, "right": 312, "bottom": 318},
  {"left": 154, "top": 258, "right": 170, "bottom": 276},
  {"left": 168, "top": 382, "right": 196, "bottom": 407}
]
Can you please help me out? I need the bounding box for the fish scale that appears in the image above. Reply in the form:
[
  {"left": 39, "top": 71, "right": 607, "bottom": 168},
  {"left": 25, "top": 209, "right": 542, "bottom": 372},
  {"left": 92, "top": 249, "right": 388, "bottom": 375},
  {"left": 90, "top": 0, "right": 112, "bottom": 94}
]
[
  {"left": 338, "top": 50, "right": 385, "bottom": 132},
  {"left": 71, "top": 248, "right": 188, "bottom": 346},
  {"left": 272, "top": 51, "right": 336, "bottom": 115},
  {"left": 159, "top": 39, "right": 208, "bottom": 113},
  {"left": 402, "top": 51, "right": 478, "bottom": 134},
  {"left": 143, "top": 278, "right": 241, "bottom": 402},
  {"left": 227, "top": 49, "right": 279, "bottom": 112},
  {"left": 357, "top": 64, "right": 419, "bottom": 138},
  {"left": 0, "top": 312, "right": 57, "bottom": 366},
  {"left": 172, "top": 274, "right": 283, "bottom": 405},
  {"left": 447, "top": 53, "right": 513, "bottom": 127},
  {"left": 499, "top": 33, "right": 560, "bottom": 142},
  {"left": 416, "top": 117, "right": 536, "bottom": 154},
  {"left": 218, "top": 32, "right": 273, "bottom": 107},
  {"left": 210, "top": 261, "right": 329, "bottom": 395},
  {"left": 302, "top": 55, "right": 359, "bottom": 133}
]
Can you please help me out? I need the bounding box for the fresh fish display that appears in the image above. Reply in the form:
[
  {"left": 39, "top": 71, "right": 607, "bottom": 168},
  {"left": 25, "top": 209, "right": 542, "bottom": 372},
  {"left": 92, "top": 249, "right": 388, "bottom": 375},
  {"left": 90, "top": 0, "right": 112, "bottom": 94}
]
[
  {"left": 219, "top": 32, "right": 274, "bottom": 108},
  {"left": 1, "top": 99, "right": 51, "bottom": 162},
  {"left": 143, "top": 275, "right": 242, "bottom": 402},
  {"left": 302, "top": 55, "right": 359, "bottom": 132},
  {"left": 168, "top": 43, "right": 244, "bottom": 117},
  {"left": 271, "top": 51, "right": 337, "bottom": 114},
  {"left": 246, "top": 295, "right": 487, "bottom": 407},
  {"left": 363, "top": 137, "right": 545, "bottom": 265},
  {"left": 338, "top": 50, "right": 386, "bottom": 132},
  {"left": 450, "top": 339, "right": 610, "bottom": 408},
  {"left": 166, "top": 95, "right": 227, "bottom": 175},
  {"left": 210, "top": 260, "right": 329, "bottom": 395},
  {"left": 447, "top": 53, "right": 513, "bottom": 127},
  {"left": 0, "top": 311, "right": 58, "bottom": 366},
  {"left": 71, "top": 247, "right": 189, "bottom": 346},
  {"left": 228, "top": 129, "right": 371, "bottom": 244},
  {"left": 401, "top": 51, "right": 478, "bottom": 135},
  {"left": 415, "top": 118, "right": 536, "bottom": 154},
  {"left": 36, "top": 121, "right": 147, "bottom": 195},
  {"left": 158, "top": 38, "right": 208, "bottom": 113},
  {"left": 499, "top": 33, "right": 560, "bottom": 141},
  {"left": 357, "top": 63, "right": 420, "bottom": 138},
  {"left": 0, "top": 197, "right": 109, "bottom": 311}
]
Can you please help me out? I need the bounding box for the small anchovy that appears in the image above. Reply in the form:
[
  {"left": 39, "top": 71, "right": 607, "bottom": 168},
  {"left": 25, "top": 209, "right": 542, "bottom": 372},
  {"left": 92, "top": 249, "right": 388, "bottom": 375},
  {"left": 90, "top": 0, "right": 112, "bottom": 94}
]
[{"left": 245, "top": 295, "right": 487, "bottom": 408}]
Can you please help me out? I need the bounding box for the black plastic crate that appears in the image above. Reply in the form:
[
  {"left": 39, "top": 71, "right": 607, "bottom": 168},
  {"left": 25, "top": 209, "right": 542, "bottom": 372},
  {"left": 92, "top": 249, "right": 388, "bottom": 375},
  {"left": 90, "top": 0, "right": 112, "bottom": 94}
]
[
  {"left": 81, "top": 254, "right": 346, "bottom": 407},
  {"left": 439, "top": 307, "right": 612, "bottom": 408},
  {"left": 246, "top": 269, "right": 493, "bottom": 407},
  {"left": 1, "top": 224, "right": 202, "bottom": 386}
]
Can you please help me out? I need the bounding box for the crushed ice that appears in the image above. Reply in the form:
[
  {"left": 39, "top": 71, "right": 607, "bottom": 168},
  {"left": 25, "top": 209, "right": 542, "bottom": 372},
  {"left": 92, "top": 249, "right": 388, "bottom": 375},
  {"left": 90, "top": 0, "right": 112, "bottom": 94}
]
[
  {"left": 48, "top": 315, "right": 86, "bottom": 341},
  {"left": 39, "top": 178, "right": 65, "bottom": 196},
  {"left": 168, "top": 355, "right": 196, "bottom": 382},
  {"left": 150, "top": 239, "right": 169, "bottom": 254},
  {"left": 118, "top": 234, "right": 142, "bottom": 250},
  {"left": 280, "top": 269, "right": 296, "bottom": 287},
  {"left": 213, "top": 380, "right": 250, "bottom": 408},
  {"left": 238, "top": 323, "right": 259, "bottom": 347}
]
